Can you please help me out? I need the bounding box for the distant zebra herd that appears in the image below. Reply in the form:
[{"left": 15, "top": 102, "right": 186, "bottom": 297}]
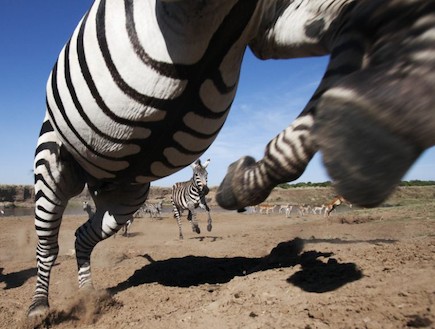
[
  {"left": 247, "top": 196, "right": 352, "bottom": 217},
  {"left": 135, "top": 201, "right": 164, "bottom": 219}
]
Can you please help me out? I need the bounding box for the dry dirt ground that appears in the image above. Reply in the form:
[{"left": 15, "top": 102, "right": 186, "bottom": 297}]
[{"left": 0, "top": 202, "right": 434, "bottom": 329}]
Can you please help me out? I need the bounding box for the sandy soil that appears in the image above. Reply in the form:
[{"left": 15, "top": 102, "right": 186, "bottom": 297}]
[{"left": 0, "top": 204, "right": 434, "bottom": 329}]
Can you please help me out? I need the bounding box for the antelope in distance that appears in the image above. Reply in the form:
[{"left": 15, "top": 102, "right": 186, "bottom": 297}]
[{"left": 324, "top": 196, "right": 352, "bottom": 217}]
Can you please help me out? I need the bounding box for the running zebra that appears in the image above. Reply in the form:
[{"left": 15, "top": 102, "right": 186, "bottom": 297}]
[
  {"left": 216, "top": 0, "right": 435, "bottom": 211},
  {"left": 28, "top": 0, "right": 434, "bottom": 322},
  {"left": 151, "top": 200, "right": 163, "bottom": 217},
  {"left": 171, "top": 159, "right": 212, "bottom": 239},
  {"left": 143, "top": 203, "right": 160, "bottom": 218},
  {"left": 32, "top": 1, "right": 360, "bottom": 319}
]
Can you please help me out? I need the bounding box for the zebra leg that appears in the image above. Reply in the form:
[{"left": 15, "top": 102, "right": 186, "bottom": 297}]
[
  {"left": 216, "top": 114, "right": 317, "bottom": 210},
  {"left": 29, "top": 119, "right": 86, "bottom": 319},
  {"left": 316, "top": 74, "right": 425, "bottom": 207},
  {"left": 199, "top": 200, "right": 212, "bottom": 232},
  {"left": 172, "top": 205, "right": 184, "bottom": 239},
  {"left": 216, "top": 5, "right": 370, "bottom": 211},
  {"left": 215, "top": 42, "right": 351, "bottom": 211},
  {"left": 314, "top": 0, "right": 435, "bottom": 207},
  {"left": 122, "top": 222, "right": 128, "bottom": 237},
  {"left": 75, "top": 182, "right": 149, "bottom": 289},
  {"left": 187, "top": 206, "right": 200, "bottom": 234},
  {"left": 314, "top": 3, "right": 432, "bottom": 206}
]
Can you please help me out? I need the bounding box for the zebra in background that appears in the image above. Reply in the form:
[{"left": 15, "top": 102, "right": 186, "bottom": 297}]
[
  {"left": 27, "top": 0, "right": 435, "bottom": 322},
  {"left": 149, "top": 200, "right": 163, "bottom": 217},
  {"left": 171, "top": 159, "right": 212, "bottom": 240},
  {"left": 155, "top": 200, "right": 163, "bottom": 215},
  {"left": 216, "top": 0, "right": 435, "bottom": 211},
  {"left": 136, "top": 200, "right": 163, "bottom": 218},
  {"left": 143, "top": 203, "right": 159, "bottom": 218}
]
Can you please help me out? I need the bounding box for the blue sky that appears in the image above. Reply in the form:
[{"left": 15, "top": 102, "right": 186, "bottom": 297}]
[{"left": 1, "top": 1, "right": 434, "bottom": 187}]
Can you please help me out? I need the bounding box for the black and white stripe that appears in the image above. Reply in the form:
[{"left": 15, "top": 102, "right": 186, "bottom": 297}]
[
  {"left": 216, "top": 0, "right": 435, "bottom": 210},
  {"left": 29, "top": 0, "right": 433, "bottom": 321},
  {"left": 32, "top": 0, "right": 351, "bottom": 318},
  {"left": 171, "top": 159, "right": 212, "bottom": 239}
]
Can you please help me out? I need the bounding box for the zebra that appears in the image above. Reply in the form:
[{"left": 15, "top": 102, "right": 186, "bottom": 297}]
[
  {"left": 143, "top": 203, "right": 160, "bottom": 218},
  {"left": 28, "top": 0, "right": 434, "bottom": 322},
  {"left": 216, "top": 0, "right": 435, "bottom": 211},
  {"left": 154, "top": 200, "right": 163, "bottom": 216},
  {"left": 146, "top": 200, "right": 163, "bottom": 217},
  {"left": 171, "top": 159, "right": 212, "bottom": 239}
]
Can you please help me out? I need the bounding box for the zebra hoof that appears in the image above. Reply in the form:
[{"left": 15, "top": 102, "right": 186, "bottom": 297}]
[
  {"left": 193, "top": 226, "right": 200, "bottom": 234},
  {"left": 217, "top": 156, "right": 268, "bottom": 210},
  {"left": 316, "top": 87, "right": 421, "bottom": 207},
  {"left": 216, "top": 157, "right": 253, "bottom": 209},
  {"left": 207, "top": 224, "right": 212, "bottom": 232},
  {"left": 27, "top": 299, "right": 49, "bottom": 324}
]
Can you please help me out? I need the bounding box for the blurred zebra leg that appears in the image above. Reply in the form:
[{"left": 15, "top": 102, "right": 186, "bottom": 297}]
[
  {"left": 216, "top": 1, "right": 366, "bottom": 211},
  {"left": 29, "top": 119, "right": 87, "bottom": 319},
  {"left": 75, "top": 182, "right": 149, "bottom": 289},
  {"left": 313, "top": 0, "right": 435, "bottom": 207},
  {"left": 216, "top": 113, "right": 317, "bottom": 211},
  {"left": 199, "top": 196, "right": 212, "bottom": 232}
]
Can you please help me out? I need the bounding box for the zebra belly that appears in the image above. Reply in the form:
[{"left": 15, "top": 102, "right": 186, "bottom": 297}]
[
  {"left": 47, "top": 80, "right": 233, "bottom": 184},
  {"left": 44, "top": 0, "right": 247, "bottom": 184},
  {"left": 47, "top": 101, "right": 230, "bottom": 184}
]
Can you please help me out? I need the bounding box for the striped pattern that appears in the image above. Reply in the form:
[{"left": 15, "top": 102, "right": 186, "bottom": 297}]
[
  {"left": 29, "top": 0, "right": 431, "bottom": 321},
  {"left": 171, "top": 159, "right": 212, "bottom": 239},
  {"left": 216, "top": 0, "right": 435, "bottom": 210},
  {"left": 45, "top": 0, "right": 261, "bottom": 183}
]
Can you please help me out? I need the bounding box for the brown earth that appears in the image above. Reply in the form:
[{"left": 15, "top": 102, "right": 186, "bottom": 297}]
[{"left": 0, "top": 187, "right": 434, "bottom": 329}]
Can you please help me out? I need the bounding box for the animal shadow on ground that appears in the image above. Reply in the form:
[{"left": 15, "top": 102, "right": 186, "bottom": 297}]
[
  {"left": 0, "top": 267, "right": 37, "bottom": 290},
  {"left": 109, "top": 238, "right": 363, "bottom": 295}
]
